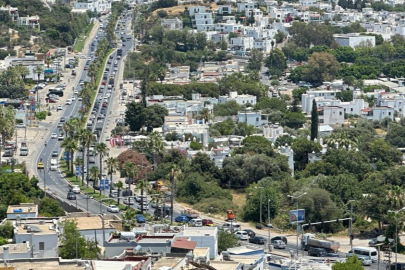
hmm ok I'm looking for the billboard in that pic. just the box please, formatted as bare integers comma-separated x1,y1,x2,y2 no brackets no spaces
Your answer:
289,209,305,224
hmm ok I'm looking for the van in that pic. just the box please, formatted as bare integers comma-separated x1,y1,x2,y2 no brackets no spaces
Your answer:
346,247,377,262
222,222,241,232
50,159,58,171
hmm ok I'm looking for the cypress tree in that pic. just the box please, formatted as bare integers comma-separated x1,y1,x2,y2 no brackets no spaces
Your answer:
310,100,318,140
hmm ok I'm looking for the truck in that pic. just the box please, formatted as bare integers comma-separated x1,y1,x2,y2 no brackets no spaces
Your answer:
182,209,199,219
108,74,114,84
302,233,340,253
20,142,28,156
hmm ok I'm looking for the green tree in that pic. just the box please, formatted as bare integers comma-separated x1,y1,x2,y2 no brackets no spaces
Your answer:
136,179,149,214
310,100,318,140
96,142,109,194
116,180,124,205
274,31,286,43
242,184,279,223
209,118,235,136
190,141,203,150
105,157,119,197
89,166,100,190
218,231,239,254
254,97,287,111
59,220,100,259
39,197,65,217
234,136,274,156
386,123,405,147
284,112,306,129
332,255,364,270
247,48,263,72
292,138,322,170
302,52,340,83
265,48,287,77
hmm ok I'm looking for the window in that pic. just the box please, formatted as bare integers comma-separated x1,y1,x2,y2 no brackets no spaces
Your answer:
389,112,391,116
340,112,342,115
39,242,45,250
351,108,353,112
256,117,259,121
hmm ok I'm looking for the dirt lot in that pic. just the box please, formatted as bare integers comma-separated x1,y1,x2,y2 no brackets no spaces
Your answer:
153,3,219,17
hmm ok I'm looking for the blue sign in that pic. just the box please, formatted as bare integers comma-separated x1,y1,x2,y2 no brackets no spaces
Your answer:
99,179,109,191
44,69,54,74
289,209,305,224
63,151,73,161
75,166,82,176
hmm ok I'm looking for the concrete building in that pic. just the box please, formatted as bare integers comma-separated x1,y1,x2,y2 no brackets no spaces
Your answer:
261,123,284,142
301,90,341,113
161,18,183,30
0,6,19,21
7,203,38,219
17,15,40,30
277,145,294,176
237,111,268,127
318,106,345,125
176,227,218,259
73,0,111,13
0,243,31,260
13,219,60,258
334,33,376,48
219,91,257,106
362,106,395,121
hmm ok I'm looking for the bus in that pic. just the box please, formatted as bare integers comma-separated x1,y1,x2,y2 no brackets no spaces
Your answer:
346,247,377,262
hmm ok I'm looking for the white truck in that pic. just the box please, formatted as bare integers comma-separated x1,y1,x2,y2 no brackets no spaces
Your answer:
50,159,58,171
302,233,340,253
19,142,28,156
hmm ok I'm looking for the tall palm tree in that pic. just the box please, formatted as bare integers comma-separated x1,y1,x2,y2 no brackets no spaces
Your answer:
85,133,95,186
33,65,43,110
136,179,148,214
63,118,78,138
45,57,52,69
96,143,109,194
88,64,97,84
61,137,77,175
148,131,165,168
105,157,119,197
200,108,211,124
123,161,138,192
116,180,124,205
15,64,30,82
387,185,405,210
77,129,93,185
167,165,182,224
89,166,100,190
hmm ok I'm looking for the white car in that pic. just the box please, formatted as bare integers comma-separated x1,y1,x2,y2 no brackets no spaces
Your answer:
107,205,119,213
123,198,134,205
51,133,57,139
234,231,249,240
57,105,63,111
16,123,26,128
138,204,149,210
71,96,76,101
65,99,72,105
78,97,82,101
72,185,80,194
73,90,78,94
106,93,111,98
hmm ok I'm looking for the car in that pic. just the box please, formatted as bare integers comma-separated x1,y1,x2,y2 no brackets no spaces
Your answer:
359,257,372,266
202,219,214,226
89,157,96,163
72,185,80,194
65,99,72,105
16,123,25,128
243,229,256,238
123,198,134,205
57,105,63,111
271,239,286,249
138,204,149,210
84,66,88,70
235,231,249,240
175,215,189,223
71,96,76,101
125,178,134,184
249,236,266,245
51,150,58,157
60,117,66,122
107,205,119,213
271,236,288,244
136,214,146,223
78,97,82,101
46,98,57,103
51,133,58,139
308,248,327,257
37,161,44,169
57,122,63,128
67,191,76,200
58,135,64,141
102,81,106,85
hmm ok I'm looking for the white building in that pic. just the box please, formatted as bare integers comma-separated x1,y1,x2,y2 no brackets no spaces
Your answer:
362,106,395,121
237,2,256,12
0,243,31,260
334,33,376,48
13,219,60,258
301,90,341,113
176,227,218,259
219,91,257,106
237,111,268,127
194,13,215,31
7,203,38,219
161,18,183,30
229,36,254,51
73,0,111,13
318,106,345,125
378,92,405,116
261,123,284,142
17,15,40,30
0,6,19,21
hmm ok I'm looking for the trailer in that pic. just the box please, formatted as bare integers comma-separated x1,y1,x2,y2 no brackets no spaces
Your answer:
182,209,199,219
302,233,340,252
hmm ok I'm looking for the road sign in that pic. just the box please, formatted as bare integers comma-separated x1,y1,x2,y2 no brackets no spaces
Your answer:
289,209,305,224
63,151,73,161
99,179,109,191
75,166,82,176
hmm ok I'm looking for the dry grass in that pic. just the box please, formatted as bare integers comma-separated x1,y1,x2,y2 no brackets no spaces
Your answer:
230,190,247,210
375,128,387,135
153,3,219,17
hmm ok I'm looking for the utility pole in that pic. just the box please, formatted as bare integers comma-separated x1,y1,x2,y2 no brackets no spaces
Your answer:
43,168,46,197
259,187,263,225
288,192,307,257
348,200,356,250
388,207,405,270
268,199,271,251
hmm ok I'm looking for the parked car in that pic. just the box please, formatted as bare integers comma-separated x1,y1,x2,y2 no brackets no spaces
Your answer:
244,229,256,238
175,215,189,223
249,236,266,245
107,205,119,213
16,123,25,128
235,231,249,240
57,105,63,111
271,239,286,249
136,214,146,223
202,219,214,226
72,185,80,194
89,157,96,163
308,248,327,257
271,236,288,244
138,204,149,210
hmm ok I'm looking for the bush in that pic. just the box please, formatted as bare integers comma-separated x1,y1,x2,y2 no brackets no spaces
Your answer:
35,111,47,120
190,141,202,150
194,198,237,214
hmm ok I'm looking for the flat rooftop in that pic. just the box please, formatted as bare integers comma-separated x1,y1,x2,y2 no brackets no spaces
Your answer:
16,222,57,234
209,261,241,270
0,243,29,254
7,203,38,214
67,216,114,230
152,257,185,270
182,227,217,236
5,261,85,270
193,247,209,257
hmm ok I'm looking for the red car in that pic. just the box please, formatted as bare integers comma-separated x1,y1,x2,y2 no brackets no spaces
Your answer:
202,219,214,226
46,98,57,103
84,66,88,70
102,81,106,85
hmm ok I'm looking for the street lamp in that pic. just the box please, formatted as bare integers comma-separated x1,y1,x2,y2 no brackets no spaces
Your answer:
259,187,263,225
388,207,405,270
268,199,271,251
288,192,307,257
348,200,356,249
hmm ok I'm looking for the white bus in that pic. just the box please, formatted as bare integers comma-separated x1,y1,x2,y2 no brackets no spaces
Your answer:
346,247,377,262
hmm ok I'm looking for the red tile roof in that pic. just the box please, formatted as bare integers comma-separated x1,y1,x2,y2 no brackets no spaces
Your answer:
172,238,197,250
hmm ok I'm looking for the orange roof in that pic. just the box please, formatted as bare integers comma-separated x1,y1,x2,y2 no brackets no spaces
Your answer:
172,238,197,250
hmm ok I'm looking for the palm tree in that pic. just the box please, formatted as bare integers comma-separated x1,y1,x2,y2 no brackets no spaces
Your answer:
77,129,93,185
96,143,109,194
116,180,124,205
88,64,97,84
123,161,138,192
136,179,148,214
45,57,52,69
33,65,43,110
148,131,165,168
89,166,100,190
63,118,78,138
327,131,358,149
84,132,95,186
105,157,119,197
200,108,211,124
167,165,182,224
387,185,405,210
61,137,78,175
122,208,136,229
15,64,30,82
